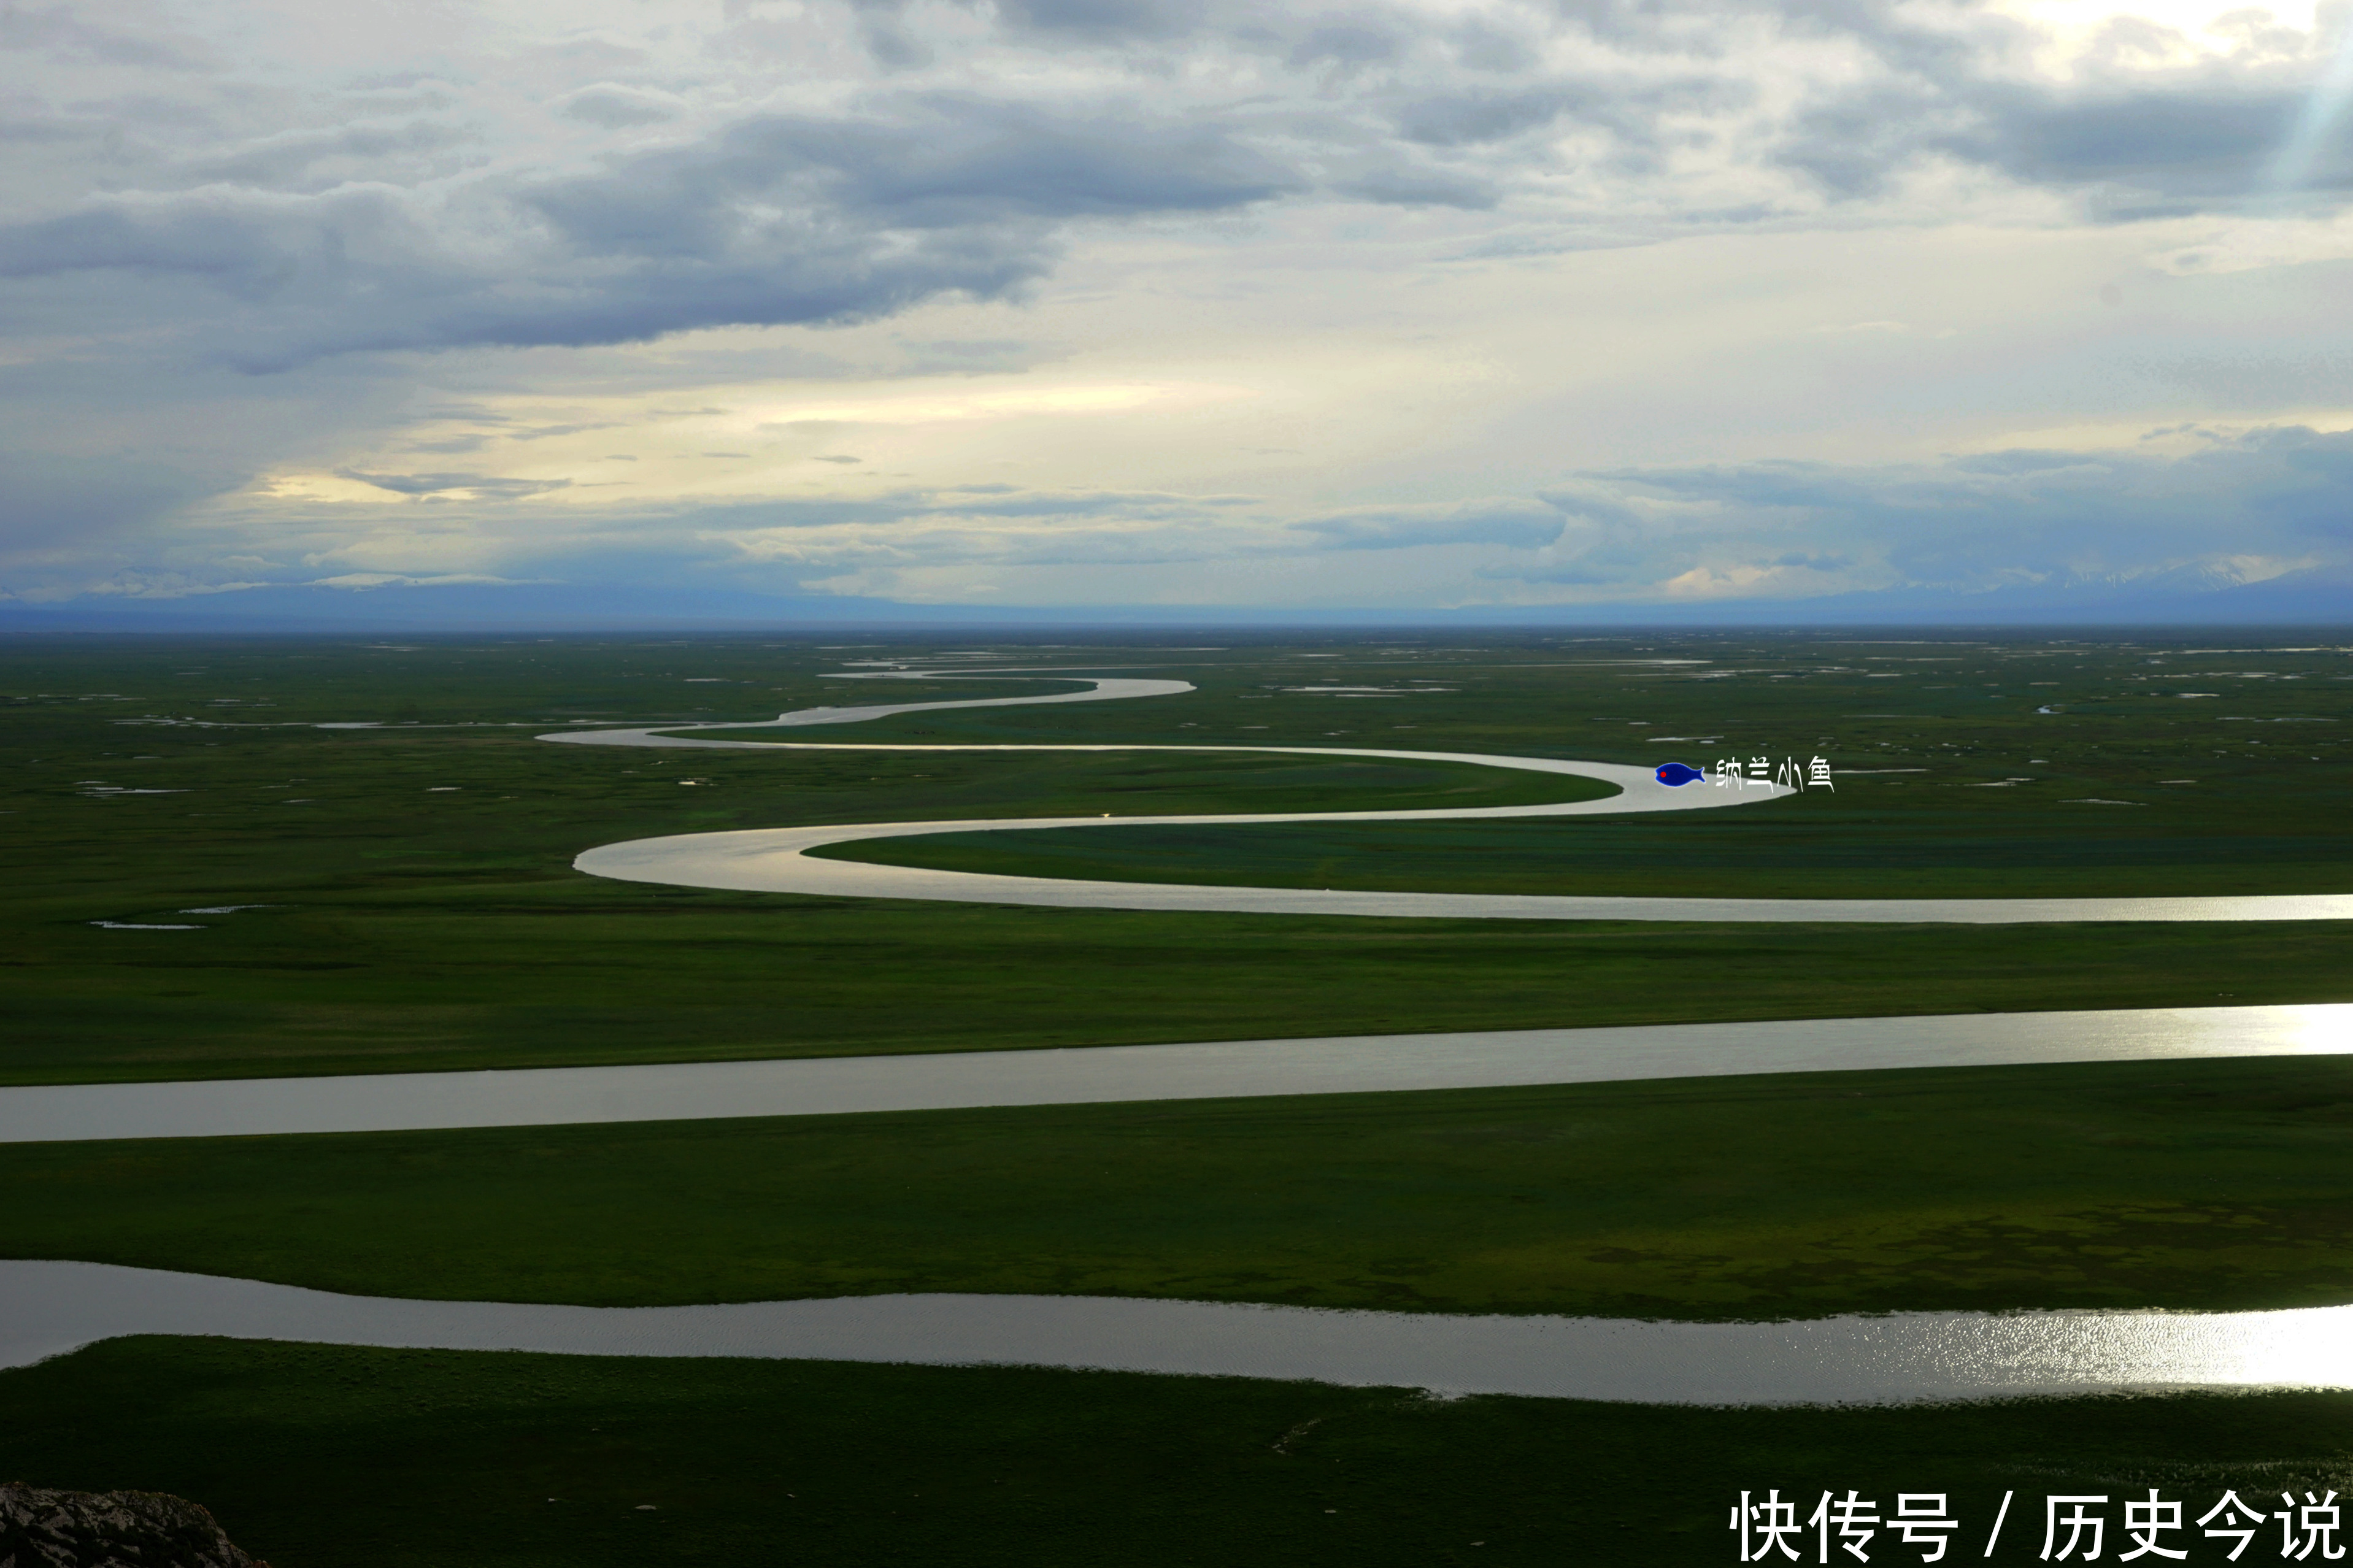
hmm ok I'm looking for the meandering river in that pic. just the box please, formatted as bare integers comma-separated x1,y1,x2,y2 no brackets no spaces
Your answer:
554,672,2353,924
8,666,2347,1405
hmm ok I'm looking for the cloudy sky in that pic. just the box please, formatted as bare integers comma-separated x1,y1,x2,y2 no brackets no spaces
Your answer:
5,0,2353,613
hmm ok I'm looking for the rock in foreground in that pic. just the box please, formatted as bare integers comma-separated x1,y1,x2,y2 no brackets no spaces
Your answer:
0,1483,268,1568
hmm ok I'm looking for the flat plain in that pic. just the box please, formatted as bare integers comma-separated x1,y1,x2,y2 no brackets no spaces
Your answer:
5,628,2351,1564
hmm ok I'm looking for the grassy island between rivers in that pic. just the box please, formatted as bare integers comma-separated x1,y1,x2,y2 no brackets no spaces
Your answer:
11,1055,2353,1322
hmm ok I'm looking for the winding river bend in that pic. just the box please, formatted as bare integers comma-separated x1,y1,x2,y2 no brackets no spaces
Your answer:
9,667,2349,1405
556,671,2353,924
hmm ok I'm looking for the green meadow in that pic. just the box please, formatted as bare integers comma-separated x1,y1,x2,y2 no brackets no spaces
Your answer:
5,632,2348,1083
820,637,2353,897
9,1055,2353,1321
12,1336,2353,1567
3,628,2350,1564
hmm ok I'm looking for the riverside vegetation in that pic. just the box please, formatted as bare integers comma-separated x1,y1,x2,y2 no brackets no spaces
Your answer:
4,628,2350,1564
9,1056,2353,1321
10,1337,2353,1568
5,632,2349,1084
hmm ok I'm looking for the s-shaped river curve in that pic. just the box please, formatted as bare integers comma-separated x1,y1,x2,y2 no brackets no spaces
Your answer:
555,670,2353,924
9,670,2351,1405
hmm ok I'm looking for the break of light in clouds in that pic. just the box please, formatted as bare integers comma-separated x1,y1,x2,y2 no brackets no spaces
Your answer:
4,0,2353,613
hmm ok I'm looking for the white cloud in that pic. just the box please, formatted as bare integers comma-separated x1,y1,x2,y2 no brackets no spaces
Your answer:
6,0,2353,613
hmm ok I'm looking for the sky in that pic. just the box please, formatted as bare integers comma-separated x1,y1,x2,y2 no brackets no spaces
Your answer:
4,0,2353,617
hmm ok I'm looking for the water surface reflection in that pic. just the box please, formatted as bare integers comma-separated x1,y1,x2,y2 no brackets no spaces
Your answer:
6,1262,2349,1405
3,1004,2345,1144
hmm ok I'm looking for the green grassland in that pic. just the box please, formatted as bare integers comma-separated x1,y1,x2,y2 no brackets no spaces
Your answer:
810,639,2353,897
9,898,2348,1085
6,629,2352,1567
4,631,2348,1085
12,1056,2353,1321
9,1336,2351,1567
820,794,2353,898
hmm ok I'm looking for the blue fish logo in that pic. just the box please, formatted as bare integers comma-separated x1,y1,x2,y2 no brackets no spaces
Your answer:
1655,762,1704,787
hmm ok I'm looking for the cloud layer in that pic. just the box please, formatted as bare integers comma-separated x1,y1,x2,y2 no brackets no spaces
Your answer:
5,0,2353,611
1499,425,2353,600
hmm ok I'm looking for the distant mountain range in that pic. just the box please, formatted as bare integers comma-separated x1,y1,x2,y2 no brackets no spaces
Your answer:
1,567,2345,633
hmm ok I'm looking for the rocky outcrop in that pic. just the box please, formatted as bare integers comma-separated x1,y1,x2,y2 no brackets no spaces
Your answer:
0,1484,268,1568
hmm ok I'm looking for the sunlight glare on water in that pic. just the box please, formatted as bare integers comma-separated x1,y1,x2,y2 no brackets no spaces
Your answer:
5,1262,2352,1404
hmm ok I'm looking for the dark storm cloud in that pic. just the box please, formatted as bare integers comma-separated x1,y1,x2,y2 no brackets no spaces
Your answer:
1307,0,2341,218
587,98,1301,229
1944,83,2322,211
8,0,2352,383
1770,18,2342,214
1779,74,2330,213
0,94,1302,369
